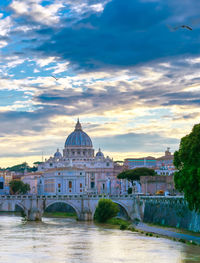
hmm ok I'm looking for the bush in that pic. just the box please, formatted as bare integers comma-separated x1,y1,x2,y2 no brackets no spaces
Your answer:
94,199,119,223
120,224,127,230
179,238,186,243
9,180,30,195
127,225,136,232
128,187,132,194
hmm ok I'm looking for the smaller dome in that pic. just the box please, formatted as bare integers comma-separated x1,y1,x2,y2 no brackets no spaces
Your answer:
96,148,104,158
54,149,62,158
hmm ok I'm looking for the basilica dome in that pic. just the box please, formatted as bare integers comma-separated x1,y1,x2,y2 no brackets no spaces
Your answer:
65,119,93,148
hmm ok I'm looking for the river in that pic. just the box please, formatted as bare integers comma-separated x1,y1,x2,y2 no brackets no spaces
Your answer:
0,214,200,263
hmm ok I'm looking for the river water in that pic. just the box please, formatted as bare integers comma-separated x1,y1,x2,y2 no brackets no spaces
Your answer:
0,214,200,263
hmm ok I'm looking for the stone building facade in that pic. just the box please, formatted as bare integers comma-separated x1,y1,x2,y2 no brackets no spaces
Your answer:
30,119,124,195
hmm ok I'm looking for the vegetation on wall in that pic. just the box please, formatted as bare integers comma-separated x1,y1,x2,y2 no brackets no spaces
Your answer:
174,123,200,212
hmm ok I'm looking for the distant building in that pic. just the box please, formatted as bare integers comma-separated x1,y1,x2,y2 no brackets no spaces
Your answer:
124,148,176,176
22,172,43,194
124,156,156,169
155,147,175,175
0,177,9,194
0,171,14,186
140,175,176,195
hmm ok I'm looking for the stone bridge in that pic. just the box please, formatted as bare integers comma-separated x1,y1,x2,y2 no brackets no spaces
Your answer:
0,194,184,222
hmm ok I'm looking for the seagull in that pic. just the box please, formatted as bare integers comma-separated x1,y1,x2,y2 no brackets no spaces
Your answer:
175,25,192,31
51,75,59,81
167,24,192,31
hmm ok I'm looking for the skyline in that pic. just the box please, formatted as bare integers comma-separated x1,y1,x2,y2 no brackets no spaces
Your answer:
0,0,200,167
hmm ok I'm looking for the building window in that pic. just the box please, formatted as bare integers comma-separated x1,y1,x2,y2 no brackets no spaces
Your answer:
58,172,60,175
80,183,82,188
102,183,105,190
80,172,82,175
91,182,95,189
106,162,109,167
58,183,61,188
69,181,72,188
44,179,55,193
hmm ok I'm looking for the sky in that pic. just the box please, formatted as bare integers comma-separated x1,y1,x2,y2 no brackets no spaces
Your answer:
0,0,200,167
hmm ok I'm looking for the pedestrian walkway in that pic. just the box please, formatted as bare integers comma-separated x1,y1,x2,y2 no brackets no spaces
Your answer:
135,222,200,244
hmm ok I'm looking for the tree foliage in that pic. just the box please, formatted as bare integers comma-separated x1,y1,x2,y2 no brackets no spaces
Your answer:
9,180,30,195
6,162,37,173
94,199,119,223
174,124,200,212
117,167,156,183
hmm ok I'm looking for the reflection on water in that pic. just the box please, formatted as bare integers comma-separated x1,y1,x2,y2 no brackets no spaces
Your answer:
0,214,200,263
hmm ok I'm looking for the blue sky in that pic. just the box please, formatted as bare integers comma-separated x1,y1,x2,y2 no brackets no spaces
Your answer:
0,0,200,166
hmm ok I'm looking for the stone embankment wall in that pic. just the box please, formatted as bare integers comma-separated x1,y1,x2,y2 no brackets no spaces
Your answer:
142,197,200,232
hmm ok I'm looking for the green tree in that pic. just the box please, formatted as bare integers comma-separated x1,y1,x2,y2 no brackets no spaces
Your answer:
94,199,119,223
174,124,200,212
117,167,156,183
9,180,30,195
6,162,39,173
7,162,29,173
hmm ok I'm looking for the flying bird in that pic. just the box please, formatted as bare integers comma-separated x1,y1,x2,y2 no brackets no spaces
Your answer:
167,24,192,31
175,25,192,31
51,75,59,81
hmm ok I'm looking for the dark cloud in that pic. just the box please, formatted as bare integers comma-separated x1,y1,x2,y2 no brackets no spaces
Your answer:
93,132,179,153
32,0,200,71
34,76,200,113
172,112,200,121
0,105,67,136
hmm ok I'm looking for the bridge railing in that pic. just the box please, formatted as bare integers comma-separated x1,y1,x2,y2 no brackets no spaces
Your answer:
0,194,184,200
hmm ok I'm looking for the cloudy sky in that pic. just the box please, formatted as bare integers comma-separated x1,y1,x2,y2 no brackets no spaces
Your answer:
0,0,200,167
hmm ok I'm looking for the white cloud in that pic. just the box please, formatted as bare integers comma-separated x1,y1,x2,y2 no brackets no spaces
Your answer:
10,0,64,26
0,15,12,36
35,56,57,67
0,41,8,48
46,61,70,74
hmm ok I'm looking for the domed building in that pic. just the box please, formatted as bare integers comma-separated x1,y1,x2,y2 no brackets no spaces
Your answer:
36,120,124,195
63,119,94,160
54,149,62,159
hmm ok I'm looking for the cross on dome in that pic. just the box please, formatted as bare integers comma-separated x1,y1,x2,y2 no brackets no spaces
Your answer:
75,118,82,130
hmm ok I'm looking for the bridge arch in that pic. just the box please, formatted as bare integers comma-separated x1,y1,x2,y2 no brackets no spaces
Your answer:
44,200,81,219
15,202,26,212
92,199,131,220
112,200,130,220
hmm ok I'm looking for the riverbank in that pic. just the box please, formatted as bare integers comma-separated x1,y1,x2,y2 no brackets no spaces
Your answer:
135,222,200,245
95,217,200,246
97,218,134,230
43,212,77,219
